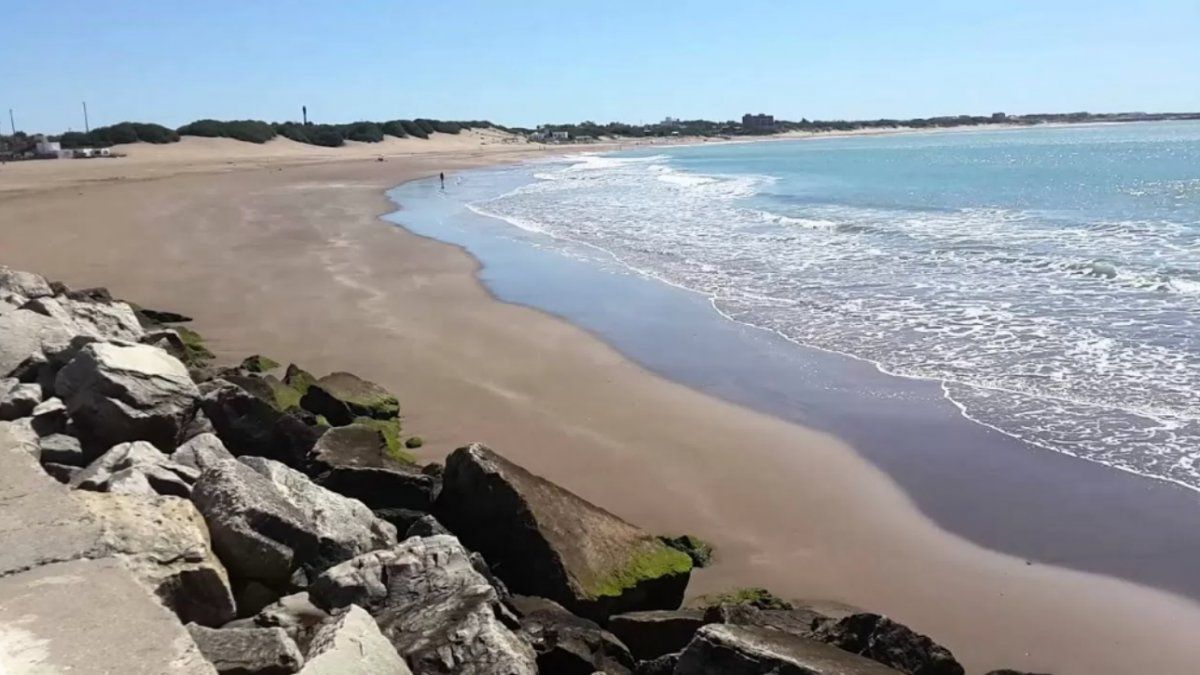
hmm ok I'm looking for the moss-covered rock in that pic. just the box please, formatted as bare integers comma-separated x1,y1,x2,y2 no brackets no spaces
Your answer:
435,443,693,621
691,587,794,611
659,535,714,567
283,364,316,395
240,354,281,373
299,372,399,426
404,436,424,449
174,326,215,367
351,416,413,464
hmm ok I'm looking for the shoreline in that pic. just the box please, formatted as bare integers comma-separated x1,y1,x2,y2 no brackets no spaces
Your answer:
1,140,1198,673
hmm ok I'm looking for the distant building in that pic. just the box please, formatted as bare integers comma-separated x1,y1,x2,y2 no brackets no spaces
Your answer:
742,113,775,130
991,112,1007,121
35,138,62,157
529,130,549,142
551,131,570,141
661,117,681,127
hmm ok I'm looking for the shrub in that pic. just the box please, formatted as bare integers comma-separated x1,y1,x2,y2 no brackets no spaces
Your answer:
272,122,345,147
413,119,436,135
58,122,178,148
381,120,408,138
340,121,383,143
432,120,461,134
399,120,428,139
178,119,276,144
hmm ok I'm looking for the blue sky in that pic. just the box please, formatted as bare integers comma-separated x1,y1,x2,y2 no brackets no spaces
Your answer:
5,1,1198,133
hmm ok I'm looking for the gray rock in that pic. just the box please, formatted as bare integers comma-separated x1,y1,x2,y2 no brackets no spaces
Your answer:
676,624,903,675
635,653,680,675
37,432,85,466
0,381,42,420
190,459,321,588
200,379,322,468
609,609,709,661
188,624,303,675
175,432,237,472
298,372,399,426
0,417,40,458
0,306,73,377
42,461,82,483
812,613,964,675
405,514,450,538
56,341,200,454
0,265,53,300
308,535,537,675
309,424,438,511
76,490,237,626
510,594,634,675
300,605,411,675
23,295,144,343
239,456,397,567
72,440,200,497
252,592,331,654
435,444,692,621
30,395,68,434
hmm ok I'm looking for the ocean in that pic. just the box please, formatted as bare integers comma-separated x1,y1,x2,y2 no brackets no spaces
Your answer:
460,122,1200,493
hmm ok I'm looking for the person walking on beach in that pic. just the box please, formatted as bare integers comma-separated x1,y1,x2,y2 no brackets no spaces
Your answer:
440,172,445,190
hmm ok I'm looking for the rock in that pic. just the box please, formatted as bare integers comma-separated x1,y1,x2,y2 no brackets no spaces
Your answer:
56,341,200,454
251,592,331,654
242,355,282,373
190,459,321,589
42,461,81,483
405,514,450,538
0,265,53,299
30,395,68,434
308,535,537,675
0,381,41,420
300,605,411,675
676,624,903,675
23,295,144,343
187,624,304,675
0,306,73,377
239,456,396,567
609,609,709,660
200,379,323,468
299,372,399,425
308,424,435,510
435,444,692,620
692,587,794,611
984,671,1055,675
660,535,714,567
813,613,964,675
138,306,195,324
76,490,237,626
37,432,85,466
72,440,200,497
635,653,680,675
64,285,115,303
372,507,428,534
510,594,635,675
175,432,238,472
709,604,839,638
0,417,40,457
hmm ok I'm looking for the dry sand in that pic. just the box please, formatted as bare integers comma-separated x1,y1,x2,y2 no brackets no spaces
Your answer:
1,136,1197,674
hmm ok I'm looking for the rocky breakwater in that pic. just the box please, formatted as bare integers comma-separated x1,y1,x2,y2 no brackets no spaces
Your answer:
0,264,1043,675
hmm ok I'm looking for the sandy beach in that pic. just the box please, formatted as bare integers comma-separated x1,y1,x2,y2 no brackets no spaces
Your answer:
2,135,1198,674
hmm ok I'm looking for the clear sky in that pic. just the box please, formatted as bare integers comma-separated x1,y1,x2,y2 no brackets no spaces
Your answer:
5,1,1198,133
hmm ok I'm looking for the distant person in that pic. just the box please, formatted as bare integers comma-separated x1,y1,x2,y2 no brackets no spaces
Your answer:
440,172,445,190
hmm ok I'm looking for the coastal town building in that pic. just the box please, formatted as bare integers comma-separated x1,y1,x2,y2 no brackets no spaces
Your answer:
742,113,775,130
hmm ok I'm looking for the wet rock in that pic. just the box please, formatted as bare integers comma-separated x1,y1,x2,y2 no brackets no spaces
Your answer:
299,372,398,426
308,424,436,510
187,624,303,675
200,379,322,468
0,381,42,420
435,443,692,620
191,459,321,589
510,594,634,675
813,613,964,675
77,491,236,626
174,432,237,472
72,440,200,497
308,535,537,675
676,624,903,675
300,605,411,675
56,341,199,455
239,456,397,568
609,609,709,660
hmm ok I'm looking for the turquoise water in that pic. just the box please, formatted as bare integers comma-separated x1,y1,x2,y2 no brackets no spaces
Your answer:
468,122,1200,491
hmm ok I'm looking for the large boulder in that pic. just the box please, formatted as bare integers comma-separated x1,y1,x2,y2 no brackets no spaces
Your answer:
190,459,321,590
300,605,411,675
509,594,635,675
676,624,903,675
30,396,69,435
76,490,236,626
299,372,399,426
307,535,537,675
435,444,692,620
56,341,200,455
0,306,73,377
175,432,238,472
37,432,86,466
609,609,709,661
812,613,964,675
200,379,322,468
22,295,144,343
0,265,53,300
308,424,437,511
0,380,41,420
187,624,303,675
239,456,397,568
71,440,200,497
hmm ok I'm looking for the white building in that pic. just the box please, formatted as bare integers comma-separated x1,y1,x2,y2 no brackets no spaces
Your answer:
551,131,570,141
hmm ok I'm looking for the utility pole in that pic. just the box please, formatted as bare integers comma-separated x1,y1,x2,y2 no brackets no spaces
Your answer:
82,101,90,133
302,105,308,125
8,109,14,136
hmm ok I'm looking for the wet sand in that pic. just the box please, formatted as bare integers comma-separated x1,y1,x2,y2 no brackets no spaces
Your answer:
1,141,1198,673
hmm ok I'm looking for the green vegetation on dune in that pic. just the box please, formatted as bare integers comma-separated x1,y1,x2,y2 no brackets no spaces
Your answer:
59,122,179,148
177,119,277,144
